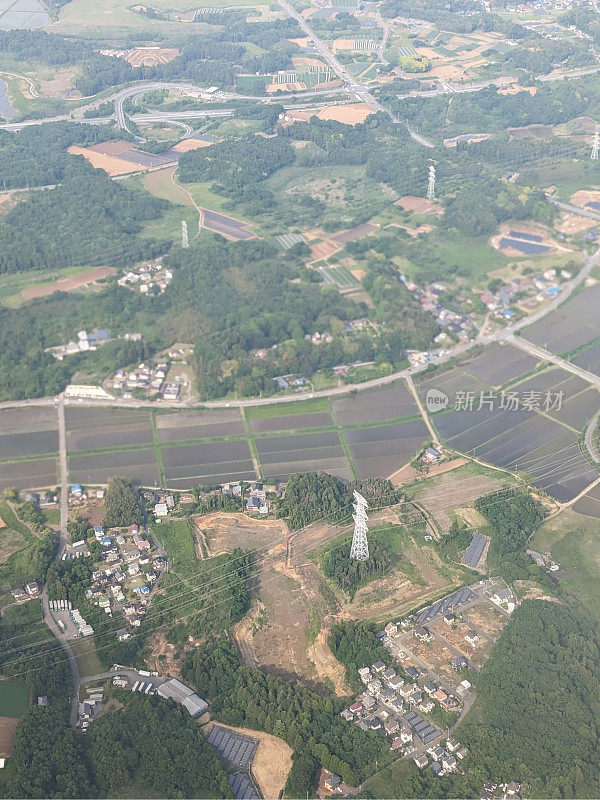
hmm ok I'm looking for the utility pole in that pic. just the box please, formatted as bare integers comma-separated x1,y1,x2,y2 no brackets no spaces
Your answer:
427,165,436,200
181,220,189,248
592,125,600,161
350,491,369,561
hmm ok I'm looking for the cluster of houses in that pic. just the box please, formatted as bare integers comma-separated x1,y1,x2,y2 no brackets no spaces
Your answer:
118,262,173,295
273,374,310,391
527,549,565,580
216,480,283,514
111,361,170,398
480,780,522,800
10,582,40,603
86,523,166,634
340,653,467,765
479,268,571,318
400,275,476,342
50,328,111,360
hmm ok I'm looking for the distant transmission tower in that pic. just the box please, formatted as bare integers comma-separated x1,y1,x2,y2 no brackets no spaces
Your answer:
591,126,600,161
427,165,436,200
181,220,189,248
350,491,369,561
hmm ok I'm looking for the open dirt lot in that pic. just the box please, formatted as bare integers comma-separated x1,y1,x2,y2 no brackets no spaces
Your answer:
408,635,463,685
204,721,292,799
172,138,214,153
20,266,117,301
463,603,509,639
123,47,179,66
194,512,288,557
68,145,142,176
316,103,374,125
555,213,597,234
430,619,492,669
395,195,442,215
411,472,504,533
570,189,600,207
0,716,18,757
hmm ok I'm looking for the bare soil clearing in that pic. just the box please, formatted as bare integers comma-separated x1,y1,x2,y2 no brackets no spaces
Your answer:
0,717,18,757
20,266,116,302
316,103,374,125
204,721,292,799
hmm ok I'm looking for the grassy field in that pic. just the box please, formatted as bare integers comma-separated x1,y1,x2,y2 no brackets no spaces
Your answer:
3,599,43,625
518,161,600,203
531,508,600,621
49,0,217,34
70,637,104,678
0,265,94,309
0,680,28,718
245,397,331,419
151,517,197,576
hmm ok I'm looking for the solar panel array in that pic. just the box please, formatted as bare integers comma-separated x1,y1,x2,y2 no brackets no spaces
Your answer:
463,533,488,568
404,711,441,744
414,587,474,625
228,774,259,800
207,726,258,768
509,230,543,243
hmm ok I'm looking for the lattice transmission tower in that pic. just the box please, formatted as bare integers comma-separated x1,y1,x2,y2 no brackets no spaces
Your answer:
181,220,189,248
350,491,369,561
591,126,600,161
427,165,436,200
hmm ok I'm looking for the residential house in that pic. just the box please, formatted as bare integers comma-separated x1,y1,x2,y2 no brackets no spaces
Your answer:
372,660,386,673
459,679,472,694
419,699,434,713
443,613,455,625
323,772,342,792
414,754,428,769
390,737,404,751
388,676,405,690
362,694,376,710
442,755,457,771
428,746,445,761
400,726,413,744
349,701,364,715
408,690,422,706
368,717,382,731
405,666,419,680
10,588,25,602
341,709,354,722
446,738,459,752
25,582,40,596
430,762,443,777
384,622,398,636
367,679,382,695
456,747,469,760
414,626,432,642
379,688,397,705
451,656,468,671
384,718,399,735
423,681,437,695
382,667,397,681
490,588,515,611
465,630,479,646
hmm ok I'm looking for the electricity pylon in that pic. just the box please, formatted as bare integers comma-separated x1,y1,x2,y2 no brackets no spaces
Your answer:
350,491,369,561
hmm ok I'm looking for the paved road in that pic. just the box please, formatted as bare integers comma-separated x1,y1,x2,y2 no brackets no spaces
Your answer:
0,244,598,415
40,393,80,727
550,199,600,221
585,410,600,463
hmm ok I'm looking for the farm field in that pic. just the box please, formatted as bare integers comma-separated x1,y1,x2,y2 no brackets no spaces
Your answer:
68,449,160,487
156,409,245,442
66,406,154,451
0,458,57,490
521,282,600,356
0,265,116,308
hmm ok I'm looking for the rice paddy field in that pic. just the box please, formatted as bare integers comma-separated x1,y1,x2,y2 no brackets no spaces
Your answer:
0,384,429,490
417,345,600,503
0,335,598,506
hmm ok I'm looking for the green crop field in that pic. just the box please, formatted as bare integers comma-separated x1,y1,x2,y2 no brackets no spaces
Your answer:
0,680,28,718
245,397,331,419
